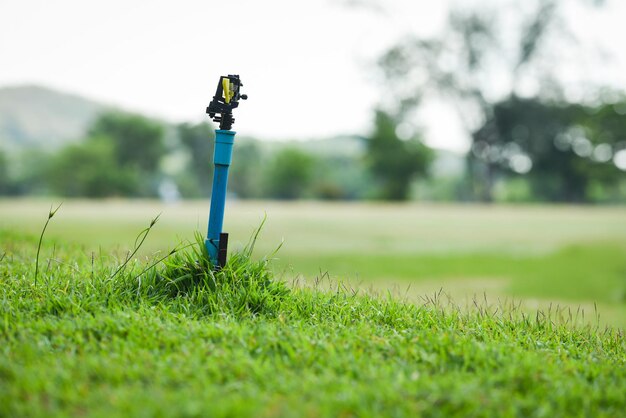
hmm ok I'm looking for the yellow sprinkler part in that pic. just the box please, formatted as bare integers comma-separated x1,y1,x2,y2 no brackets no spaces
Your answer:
207,74,247,131
222,78,234,104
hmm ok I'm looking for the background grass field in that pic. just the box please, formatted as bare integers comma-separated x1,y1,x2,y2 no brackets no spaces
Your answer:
2,199,625,327
2,199,626,417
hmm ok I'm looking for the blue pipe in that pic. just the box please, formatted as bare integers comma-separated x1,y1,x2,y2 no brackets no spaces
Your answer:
205,129,236,266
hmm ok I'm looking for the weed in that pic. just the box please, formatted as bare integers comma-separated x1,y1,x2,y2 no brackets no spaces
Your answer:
34,202,62,286
109,213,161,280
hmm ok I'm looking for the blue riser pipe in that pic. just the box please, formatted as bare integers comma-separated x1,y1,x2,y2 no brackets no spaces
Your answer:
205,129,236,265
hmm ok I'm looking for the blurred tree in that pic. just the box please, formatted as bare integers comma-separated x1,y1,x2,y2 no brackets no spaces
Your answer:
229,140,263,198
0,149,10,194
10,150,50,196
264,148,315,199
79,111,167,196
312,154,372,200
89,111,165,174
375,0,608,201
177,122,214,197
576,101,626,202
366,110,433,200
474,97,626,202
47,137,138,197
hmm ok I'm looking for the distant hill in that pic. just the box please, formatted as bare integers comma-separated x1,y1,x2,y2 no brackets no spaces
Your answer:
0,85,110,152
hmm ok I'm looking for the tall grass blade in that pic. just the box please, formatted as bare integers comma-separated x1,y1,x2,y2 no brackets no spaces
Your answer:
34,202,62,286
109,214,160,280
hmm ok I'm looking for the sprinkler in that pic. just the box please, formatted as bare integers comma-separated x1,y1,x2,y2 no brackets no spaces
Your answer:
205,74,247,268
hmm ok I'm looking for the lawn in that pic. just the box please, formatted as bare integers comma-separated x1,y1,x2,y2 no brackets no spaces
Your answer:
2,199,625,326
1,210,625,417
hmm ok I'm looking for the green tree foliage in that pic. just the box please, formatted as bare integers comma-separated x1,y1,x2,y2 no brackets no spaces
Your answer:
264,148,315,199
45,111,165,197
177,122,214,197
48,137,137,197
7,150,50,196
312,154,372,200
89,111,165,174
175,127,266,199
229,140,263,198
366,110,433,201
473,97,626,202
0,149,10,194
376,0,609,202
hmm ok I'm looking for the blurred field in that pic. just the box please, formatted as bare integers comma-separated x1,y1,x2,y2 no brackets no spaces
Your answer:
1,198,625,326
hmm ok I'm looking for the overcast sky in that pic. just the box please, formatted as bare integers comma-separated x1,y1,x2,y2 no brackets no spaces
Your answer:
1,0,625,151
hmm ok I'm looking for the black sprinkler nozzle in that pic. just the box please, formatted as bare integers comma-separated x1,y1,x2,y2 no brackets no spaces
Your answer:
206,74,247,130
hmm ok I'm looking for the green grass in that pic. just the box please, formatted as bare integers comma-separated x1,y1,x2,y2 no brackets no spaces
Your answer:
2,200,626,257
1,199,626,328
285,243,626,329
1,223,625,417
286,242,626,302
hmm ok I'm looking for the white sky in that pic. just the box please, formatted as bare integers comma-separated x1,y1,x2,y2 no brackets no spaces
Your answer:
1,0,625,151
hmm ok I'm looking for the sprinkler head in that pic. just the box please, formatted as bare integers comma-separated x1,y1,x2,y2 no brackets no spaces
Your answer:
206,75,247,130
